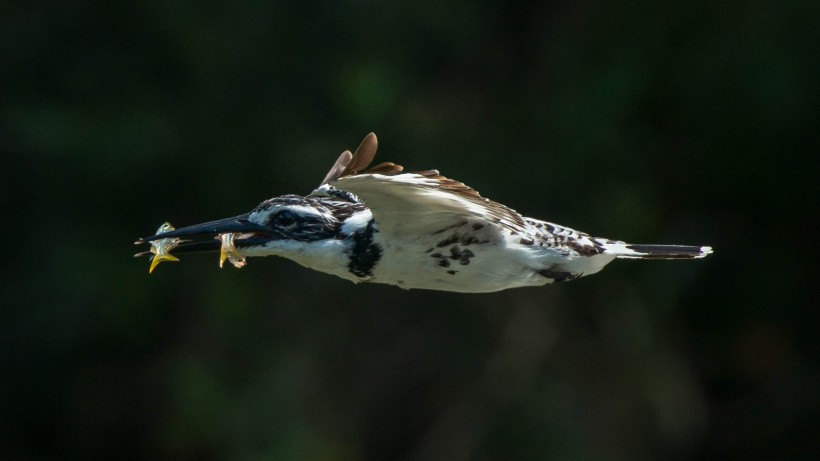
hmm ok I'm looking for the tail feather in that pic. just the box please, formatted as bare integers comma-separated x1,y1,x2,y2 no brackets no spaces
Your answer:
601,242,713,260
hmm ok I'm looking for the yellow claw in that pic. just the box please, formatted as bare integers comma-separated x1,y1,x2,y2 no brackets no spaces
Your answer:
219,233,246,269
147,222,183,274
149,253,179,273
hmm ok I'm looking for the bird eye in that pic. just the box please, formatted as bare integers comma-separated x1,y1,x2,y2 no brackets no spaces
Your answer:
273,210,296,227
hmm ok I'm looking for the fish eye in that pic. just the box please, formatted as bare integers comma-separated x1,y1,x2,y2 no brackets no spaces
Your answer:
273,210,296,227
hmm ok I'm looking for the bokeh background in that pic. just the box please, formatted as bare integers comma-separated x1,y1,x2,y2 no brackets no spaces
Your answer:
2,1,817,460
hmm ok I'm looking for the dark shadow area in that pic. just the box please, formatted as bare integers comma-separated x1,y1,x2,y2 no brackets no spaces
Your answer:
1,1,817,460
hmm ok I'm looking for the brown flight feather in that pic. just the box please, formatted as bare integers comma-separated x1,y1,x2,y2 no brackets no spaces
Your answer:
319,150,353,185
340,132,379,177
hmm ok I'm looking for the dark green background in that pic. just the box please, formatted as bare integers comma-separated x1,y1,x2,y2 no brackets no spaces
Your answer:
2,1,817,460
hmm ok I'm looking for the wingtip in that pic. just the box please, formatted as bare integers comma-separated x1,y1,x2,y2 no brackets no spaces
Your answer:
319,149,353,185
337,132,380,177
355,132,378,157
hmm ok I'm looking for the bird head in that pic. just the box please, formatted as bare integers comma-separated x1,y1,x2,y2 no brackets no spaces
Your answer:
136,193,370,272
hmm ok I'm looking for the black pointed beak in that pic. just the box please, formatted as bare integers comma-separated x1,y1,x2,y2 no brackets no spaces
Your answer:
137,214,266,243
134,214,271,256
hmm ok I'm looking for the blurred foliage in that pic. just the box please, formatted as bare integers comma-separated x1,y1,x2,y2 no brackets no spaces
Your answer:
1,1,818,460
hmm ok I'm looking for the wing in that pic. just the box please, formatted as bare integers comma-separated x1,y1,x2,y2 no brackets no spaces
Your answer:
319,133,527,236
331,172,527,235
318,132,381,186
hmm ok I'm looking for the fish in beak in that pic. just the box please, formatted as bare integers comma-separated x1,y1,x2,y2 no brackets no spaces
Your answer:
134,214,269,272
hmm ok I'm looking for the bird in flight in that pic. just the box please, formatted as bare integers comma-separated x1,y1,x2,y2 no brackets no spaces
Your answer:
135,133,712,292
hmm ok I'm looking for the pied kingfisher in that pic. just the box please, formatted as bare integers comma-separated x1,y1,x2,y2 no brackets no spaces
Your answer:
136,133,712,293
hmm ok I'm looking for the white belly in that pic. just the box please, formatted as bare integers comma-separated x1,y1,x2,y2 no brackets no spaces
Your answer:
367,226,561,293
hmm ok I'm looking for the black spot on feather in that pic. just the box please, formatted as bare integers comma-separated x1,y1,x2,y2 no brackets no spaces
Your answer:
449,246,475,265
568,240,603,257
436,234,460,247
347,219,382,277
537,269,581,283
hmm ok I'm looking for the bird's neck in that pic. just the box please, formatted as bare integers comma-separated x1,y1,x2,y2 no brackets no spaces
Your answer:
244,207,380,283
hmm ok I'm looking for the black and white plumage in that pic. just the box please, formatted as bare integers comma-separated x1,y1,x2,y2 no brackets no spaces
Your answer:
136,133,712,293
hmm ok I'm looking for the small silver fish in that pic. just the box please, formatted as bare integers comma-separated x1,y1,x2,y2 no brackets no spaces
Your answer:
218,233,246,269
146,222,182,273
